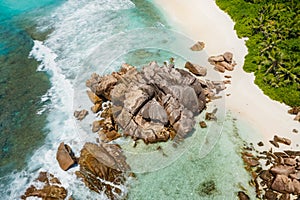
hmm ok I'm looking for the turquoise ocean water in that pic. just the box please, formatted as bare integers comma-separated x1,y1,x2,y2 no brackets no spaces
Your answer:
0,0,256,199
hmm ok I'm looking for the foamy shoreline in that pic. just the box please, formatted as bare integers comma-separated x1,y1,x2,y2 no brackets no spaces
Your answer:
154,0,299,148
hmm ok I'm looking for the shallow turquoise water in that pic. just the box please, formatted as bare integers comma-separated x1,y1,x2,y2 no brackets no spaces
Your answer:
128,114,256,199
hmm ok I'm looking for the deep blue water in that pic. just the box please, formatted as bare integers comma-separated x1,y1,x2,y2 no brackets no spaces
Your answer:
0,0,63,177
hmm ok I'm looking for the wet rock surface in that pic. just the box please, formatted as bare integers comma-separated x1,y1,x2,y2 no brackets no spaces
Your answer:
74,109,88,120
21,172,67,200
75,142,130,199
56,142,77,171
241,138,300,199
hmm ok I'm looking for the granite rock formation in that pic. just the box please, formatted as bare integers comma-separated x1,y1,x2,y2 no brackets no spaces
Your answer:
208,52,236,73
86,62,210,144
241,139,300,199
21,172,67,200
76,142,130,199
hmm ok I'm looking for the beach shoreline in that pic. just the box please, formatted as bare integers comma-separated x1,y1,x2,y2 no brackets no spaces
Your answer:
153,0,299,148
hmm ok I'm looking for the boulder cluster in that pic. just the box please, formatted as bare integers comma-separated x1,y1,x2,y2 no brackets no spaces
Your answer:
240,136,300,200
208,52,236,73
21,172,68,200
86,62,210,144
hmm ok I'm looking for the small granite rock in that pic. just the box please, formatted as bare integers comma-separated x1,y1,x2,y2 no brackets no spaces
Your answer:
270,140,279,148
74,109,88,120
190,41,205,51
258,141,264,146
208,52,236,73
242,154,260,167
292,129,298,133
237,191,250,200
223,52,233,63
288,107,300,115
274,135,291,146
264,189,278,200
185,61,207,76
199,121,207,128
208,55,225,64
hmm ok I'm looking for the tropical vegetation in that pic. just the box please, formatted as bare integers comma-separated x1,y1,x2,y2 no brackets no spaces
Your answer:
216,0,300,106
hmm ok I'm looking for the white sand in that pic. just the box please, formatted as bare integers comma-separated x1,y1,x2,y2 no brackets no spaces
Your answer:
154,0,299,147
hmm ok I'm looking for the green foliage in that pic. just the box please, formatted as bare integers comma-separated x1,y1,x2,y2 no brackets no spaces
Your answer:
216,0,300,106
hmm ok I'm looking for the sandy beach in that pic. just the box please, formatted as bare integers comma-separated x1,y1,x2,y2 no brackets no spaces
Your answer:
154,0,299,148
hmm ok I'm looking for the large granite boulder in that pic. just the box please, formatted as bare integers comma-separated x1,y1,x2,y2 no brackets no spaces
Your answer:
88,62,207,144
76,142,130,199
56,142,77,171
21,172,67,200
112,62,205,143
271,175,300,195
86,73,118,100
